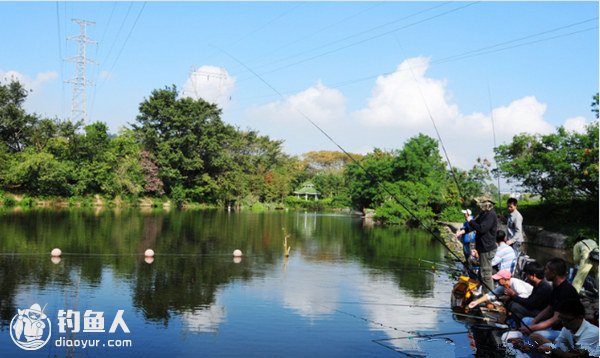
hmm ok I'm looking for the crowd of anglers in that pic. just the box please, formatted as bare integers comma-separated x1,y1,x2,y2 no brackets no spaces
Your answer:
454,197,599,357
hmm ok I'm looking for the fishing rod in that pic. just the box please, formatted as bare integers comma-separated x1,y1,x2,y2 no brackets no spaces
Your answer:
334,302,454,310
391,41,535,333
394,38,467,206
487,82,502,207
219,48,533,333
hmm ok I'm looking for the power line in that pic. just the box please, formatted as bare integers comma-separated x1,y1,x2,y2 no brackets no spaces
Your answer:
194,2,308,77
89,2,120,121
231,18,597,105
100,2,133,69
244,2,454,75
55,2,65,119
236,2,478,82
99,2,146,89
224,1,388,74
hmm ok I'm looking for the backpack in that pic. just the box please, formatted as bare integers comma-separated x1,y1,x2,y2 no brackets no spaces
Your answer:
583,241,599,263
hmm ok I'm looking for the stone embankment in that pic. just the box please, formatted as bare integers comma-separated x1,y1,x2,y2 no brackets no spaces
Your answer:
441,222,569,250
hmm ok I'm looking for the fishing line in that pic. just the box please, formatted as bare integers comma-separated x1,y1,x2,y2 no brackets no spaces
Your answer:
393,37,466,205
487,82,502,207
316,302,416,334
372,331,469,356
390,39,534,332
218,48,533,332
334,302,454,310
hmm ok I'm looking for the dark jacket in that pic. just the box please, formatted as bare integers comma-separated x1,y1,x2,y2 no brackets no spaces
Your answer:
467,208,497,253
511,280,552,310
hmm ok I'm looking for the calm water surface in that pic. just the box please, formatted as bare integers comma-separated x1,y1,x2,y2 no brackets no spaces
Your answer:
0,209,475,357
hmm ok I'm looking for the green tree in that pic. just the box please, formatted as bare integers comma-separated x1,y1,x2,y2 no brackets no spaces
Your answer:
495,122,599,201
133,85,231,200
0,80,38,152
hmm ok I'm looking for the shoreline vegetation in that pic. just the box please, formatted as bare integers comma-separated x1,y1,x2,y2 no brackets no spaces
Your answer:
0,81,597,243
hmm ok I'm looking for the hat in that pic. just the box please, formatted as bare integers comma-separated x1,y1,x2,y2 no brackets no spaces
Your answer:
492,269,512,280
461,209,472,216
477,196,496,205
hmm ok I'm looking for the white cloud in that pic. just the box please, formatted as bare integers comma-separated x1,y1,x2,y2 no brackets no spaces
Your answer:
247,81,346,126
0,70,58,90
241,57,571,172
181,65,235,109
563,116,588,133
354,57,460,129
490,96,554,141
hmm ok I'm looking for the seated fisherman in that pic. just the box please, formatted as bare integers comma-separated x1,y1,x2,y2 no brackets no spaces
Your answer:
468,269,532,309
505,261,552,320
510,299,599,357
491,230,517,273
518,258,581,341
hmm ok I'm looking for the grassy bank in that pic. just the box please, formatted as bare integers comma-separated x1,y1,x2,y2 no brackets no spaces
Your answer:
0,193,349,212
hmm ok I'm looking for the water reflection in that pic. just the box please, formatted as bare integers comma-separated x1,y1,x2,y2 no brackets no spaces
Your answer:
0,209,467,356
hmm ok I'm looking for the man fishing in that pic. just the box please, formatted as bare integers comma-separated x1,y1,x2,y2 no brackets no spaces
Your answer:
464,196,498,294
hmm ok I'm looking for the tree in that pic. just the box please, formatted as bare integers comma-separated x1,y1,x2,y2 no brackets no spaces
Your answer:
133,85,230,200
302,150,362,172
495,122,599,201
592,93,599,119
0,80,38,152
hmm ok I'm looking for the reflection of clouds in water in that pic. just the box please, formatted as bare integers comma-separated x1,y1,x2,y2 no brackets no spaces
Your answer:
181,304,226,333
355,273,456,354
279,265,340,317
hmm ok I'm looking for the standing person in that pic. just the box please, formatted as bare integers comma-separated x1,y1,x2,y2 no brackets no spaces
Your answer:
506,198,524,256
465,197,498,294
454,209,475,263
572,235,599,294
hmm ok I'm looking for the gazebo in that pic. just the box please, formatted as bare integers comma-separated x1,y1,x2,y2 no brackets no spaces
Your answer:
293,182,319,200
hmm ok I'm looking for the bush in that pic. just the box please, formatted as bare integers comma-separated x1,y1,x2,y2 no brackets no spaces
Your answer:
438,205,465,222
19,196,35,208
3,196,16,207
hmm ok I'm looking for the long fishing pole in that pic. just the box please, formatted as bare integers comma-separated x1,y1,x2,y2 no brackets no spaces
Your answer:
391,40,533,332
487,82,502,206
219,48,532,332
394,38,467,206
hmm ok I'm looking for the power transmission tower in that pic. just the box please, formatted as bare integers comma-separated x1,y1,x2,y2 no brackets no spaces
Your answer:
66,19,96,124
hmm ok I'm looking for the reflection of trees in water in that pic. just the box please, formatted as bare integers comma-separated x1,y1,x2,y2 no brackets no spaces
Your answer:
0,209,449,330
131,256,252,325
0,256,89,328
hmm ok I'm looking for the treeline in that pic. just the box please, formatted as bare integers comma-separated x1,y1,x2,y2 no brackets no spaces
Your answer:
1,79,597,226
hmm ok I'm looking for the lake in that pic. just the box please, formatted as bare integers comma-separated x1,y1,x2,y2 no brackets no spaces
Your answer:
0,208,475,357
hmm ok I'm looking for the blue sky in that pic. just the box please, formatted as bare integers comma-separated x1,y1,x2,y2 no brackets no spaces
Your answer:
0,1,598,176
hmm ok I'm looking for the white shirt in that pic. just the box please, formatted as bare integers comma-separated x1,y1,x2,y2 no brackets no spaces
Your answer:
491,242,517,271
488,277,533,300
555,319,600,356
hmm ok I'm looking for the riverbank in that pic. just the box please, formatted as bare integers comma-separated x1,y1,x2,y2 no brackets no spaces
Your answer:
0,193,352,212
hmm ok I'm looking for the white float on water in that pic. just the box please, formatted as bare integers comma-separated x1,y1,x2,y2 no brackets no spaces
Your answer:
51,248,62,257
144,256,154,264
144,249,155,257
233,249,243,257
